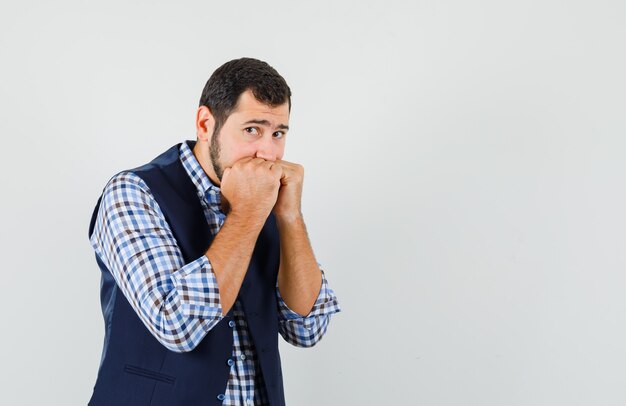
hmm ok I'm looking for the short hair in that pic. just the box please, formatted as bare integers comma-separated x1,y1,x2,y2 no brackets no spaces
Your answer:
199,57,292,135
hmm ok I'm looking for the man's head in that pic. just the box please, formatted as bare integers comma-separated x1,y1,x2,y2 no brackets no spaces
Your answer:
195,58,292,185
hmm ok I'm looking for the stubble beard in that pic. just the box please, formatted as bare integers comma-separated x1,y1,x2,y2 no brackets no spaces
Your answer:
209,127,224,182
209,128,231,212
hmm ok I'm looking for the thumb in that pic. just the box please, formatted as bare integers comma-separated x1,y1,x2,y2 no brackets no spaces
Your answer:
271,162,286,183
221,167,231,186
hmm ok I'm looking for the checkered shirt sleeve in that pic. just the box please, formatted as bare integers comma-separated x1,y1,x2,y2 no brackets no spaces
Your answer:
277,270,341,348
90,171,223,353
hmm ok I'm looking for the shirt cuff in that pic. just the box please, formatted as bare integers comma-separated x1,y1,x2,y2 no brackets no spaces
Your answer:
170,255,223,320
276,270,341,328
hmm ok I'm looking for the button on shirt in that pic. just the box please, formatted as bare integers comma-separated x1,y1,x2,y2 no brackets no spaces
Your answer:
90,141,341,405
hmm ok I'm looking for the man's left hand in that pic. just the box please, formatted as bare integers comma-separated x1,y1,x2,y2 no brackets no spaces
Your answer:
273,160,304,222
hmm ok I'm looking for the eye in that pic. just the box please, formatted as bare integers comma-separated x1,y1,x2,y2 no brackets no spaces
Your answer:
244,127,258,135
273,131,285,139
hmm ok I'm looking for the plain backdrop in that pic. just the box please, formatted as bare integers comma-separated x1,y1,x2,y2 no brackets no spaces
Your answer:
1,1,625,405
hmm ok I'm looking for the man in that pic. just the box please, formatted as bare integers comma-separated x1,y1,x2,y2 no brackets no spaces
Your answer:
88,57,340,405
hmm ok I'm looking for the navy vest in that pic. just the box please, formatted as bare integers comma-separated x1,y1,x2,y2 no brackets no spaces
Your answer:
88,142,285,405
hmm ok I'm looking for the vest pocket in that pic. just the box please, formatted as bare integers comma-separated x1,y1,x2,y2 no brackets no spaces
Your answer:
123,364,176,385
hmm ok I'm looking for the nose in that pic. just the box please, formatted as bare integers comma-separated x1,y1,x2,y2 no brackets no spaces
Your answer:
255,137,278,161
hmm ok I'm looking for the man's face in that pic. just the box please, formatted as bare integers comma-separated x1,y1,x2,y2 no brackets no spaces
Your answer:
209,89,290,183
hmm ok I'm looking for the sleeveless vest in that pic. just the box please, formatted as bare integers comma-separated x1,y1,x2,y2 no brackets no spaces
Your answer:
88,142,285,405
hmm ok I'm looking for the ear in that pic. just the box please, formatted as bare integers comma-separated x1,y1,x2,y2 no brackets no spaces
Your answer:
196,106,215,142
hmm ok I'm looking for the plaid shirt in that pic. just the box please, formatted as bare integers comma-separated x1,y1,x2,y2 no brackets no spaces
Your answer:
90,141,341,405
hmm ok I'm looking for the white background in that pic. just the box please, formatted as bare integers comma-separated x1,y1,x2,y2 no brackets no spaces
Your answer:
1,1,625,404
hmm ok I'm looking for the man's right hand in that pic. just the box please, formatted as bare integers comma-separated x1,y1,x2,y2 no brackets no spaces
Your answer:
207,157,283,315
220,157,283,224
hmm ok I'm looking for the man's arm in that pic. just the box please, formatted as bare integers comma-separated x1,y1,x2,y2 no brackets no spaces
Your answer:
276,215,322,315
273,160,326,315
204,156,339,322
204,211,264,316
91,172,224,353
92,158,283,352
207,157,284,315
271,160,340,345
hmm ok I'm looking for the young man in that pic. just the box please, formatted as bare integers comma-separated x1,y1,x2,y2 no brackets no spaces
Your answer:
88,58,340,405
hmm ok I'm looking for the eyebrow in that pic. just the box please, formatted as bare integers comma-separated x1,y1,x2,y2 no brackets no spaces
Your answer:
242,119,289,130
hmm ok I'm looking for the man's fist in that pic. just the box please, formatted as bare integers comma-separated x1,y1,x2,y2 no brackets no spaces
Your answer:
220,157,283,224
273,160,304,222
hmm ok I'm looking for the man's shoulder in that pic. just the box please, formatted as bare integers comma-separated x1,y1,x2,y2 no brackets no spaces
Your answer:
128,143,183,175
100,142,185,197
100,171,153,207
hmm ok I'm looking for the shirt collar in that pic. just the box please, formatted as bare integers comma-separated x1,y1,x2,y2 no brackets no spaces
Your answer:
179,140,222,210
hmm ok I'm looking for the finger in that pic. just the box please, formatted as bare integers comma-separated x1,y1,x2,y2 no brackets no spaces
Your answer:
233,157,255,167
275,159,296,169
271,164,287,183
267,161,285,179
251,157,268,165
271,160,287,172
221,167,231,184
276,161,300,179
258,158,274,168
277,162,296,179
